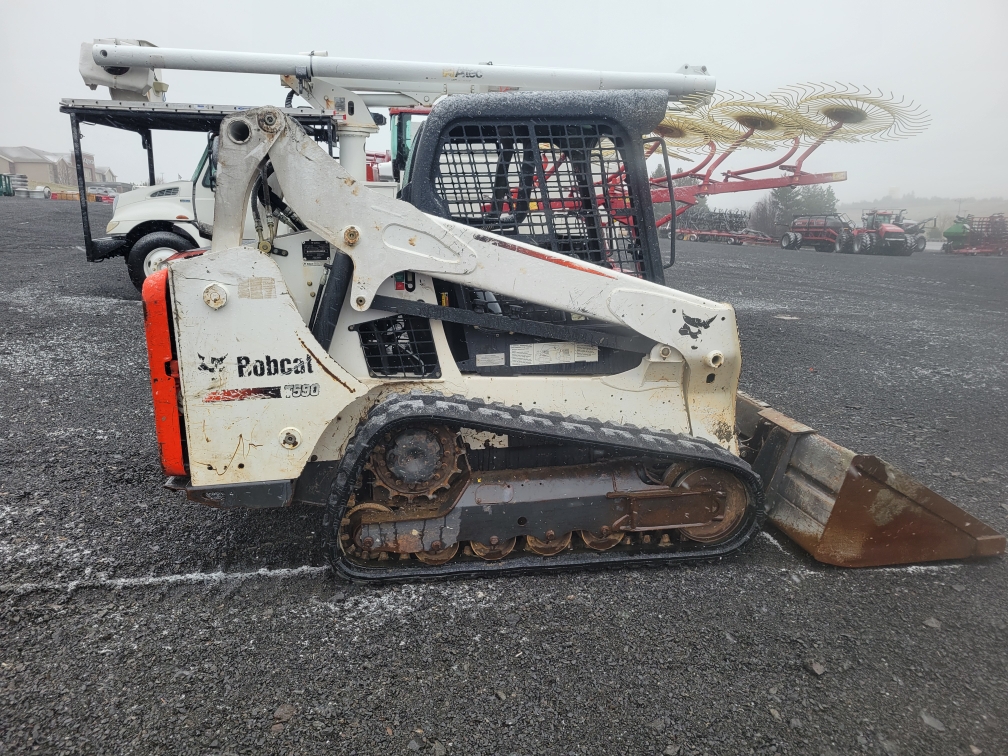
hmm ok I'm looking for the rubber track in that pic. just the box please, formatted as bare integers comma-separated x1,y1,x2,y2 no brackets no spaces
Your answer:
323,392,765,582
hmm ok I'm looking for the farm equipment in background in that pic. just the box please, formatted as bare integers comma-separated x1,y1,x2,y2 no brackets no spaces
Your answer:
894,210,935,253
648,120,848,230
780,210,915,255
855,209,910,255
942,213,1007,256
663,209,774,246
662,208,745,239
653,86,929,243
780,213,855,252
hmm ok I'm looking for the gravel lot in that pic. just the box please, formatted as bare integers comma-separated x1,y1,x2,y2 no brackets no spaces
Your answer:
1,196,1006,756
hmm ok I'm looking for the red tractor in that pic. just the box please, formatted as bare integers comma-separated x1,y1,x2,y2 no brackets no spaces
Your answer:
854,209,910,255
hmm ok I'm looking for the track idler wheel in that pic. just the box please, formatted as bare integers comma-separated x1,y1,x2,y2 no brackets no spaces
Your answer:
525,531,572,556
674,467,749,544
580,527,624,551
415,541,459,565
346,502,393,559
470,536,517,561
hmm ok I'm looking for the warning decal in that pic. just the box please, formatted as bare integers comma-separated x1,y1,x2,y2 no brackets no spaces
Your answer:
509,342,599,367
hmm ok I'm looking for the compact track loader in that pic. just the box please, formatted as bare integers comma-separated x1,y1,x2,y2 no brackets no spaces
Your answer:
141,90,1003,579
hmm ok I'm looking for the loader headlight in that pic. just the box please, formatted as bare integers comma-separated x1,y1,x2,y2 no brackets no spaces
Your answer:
106,220,119,233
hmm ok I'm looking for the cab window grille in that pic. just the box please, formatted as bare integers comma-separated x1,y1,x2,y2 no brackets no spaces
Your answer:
434,122,645,278
354,315,440,378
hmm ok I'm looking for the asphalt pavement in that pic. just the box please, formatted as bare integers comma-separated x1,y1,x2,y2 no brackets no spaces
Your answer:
1,197,1006,756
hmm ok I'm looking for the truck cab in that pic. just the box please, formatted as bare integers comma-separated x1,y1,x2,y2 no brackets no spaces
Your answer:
105,141,215,290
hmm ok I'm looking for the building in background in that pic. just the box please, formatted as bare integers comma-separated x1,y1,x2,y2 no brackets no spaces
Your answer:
0,146,99,186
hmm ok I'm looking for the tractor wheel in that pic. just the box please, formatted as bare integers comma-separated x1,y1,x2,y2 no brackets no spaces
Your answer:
915,234,927,253
127,231,196,292
892,239,913,256
793,233,803,250
857,233,876,255
780,233,792,249
834,230,852,254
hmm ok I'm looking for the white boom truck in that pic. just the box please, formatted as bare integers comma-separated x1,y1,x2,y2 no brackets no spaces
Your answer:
67,40,712,290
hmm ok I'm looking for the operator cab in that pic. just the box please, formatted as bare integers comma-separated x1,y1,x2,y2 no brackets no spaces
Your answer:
399,90,669,284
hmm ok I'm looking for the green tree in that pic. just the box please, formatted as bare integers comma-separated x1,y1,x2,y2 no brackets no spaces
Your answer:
798,185,838,215
773,186,804,221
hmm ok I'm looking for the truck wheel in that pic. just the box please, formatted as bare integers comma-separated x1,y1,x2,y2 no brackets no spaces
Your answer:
127,232,195,292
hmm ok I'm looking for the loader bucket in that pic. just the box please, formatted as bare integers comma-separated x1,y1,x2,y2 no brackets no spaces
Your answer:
736,393,1005,567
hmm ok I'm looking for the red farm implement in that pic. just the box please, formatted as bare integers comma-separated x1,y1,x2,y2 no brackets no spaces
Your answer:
649,134,847,231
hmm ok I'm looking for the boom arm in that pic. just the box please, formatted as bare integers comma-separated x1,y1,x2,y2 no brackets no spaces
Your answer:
91,44,715,104
88,41,715,182
213,108,742,446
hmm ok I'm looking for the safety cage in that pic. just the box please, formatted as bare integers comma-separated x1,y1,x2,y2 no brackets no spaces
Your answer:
401,90,667,284
434,121,646,276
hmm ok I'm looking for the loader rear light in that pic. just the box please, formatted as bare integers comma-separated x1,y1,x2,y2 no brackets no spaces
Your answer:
141,268,188,477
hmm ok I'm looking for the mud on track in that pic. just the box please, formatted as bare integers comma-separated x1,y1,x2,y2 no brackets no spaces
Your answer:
1,198,1006,755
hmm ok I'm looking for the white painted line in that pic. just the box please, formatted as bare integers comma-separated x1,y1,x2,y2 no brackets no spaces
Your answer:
0,565,330,595
871,563,962,575
0,555,967,597
760,530,788,552
759,530,964,575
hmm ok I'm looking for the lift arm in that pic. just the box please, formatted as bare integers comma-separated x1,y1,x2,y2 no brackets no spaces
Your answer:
210,107,742,447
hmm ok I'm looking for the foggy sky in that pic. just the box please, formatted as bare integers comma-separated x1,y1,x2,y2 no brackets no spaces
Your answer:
2,0,1006,206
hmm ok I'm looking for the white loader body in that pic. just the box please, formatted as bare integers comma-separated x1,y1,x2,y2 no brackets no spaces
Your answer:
164,108,739,491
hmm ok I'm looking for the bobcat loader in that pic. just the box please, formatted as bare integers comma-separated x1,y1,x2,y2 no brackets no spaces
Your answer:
139,90,1003,580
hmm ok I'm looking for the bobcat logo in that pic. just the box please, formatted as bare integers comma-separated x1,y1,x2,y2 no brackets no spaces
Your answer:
198,354,228,373
678,313,716,340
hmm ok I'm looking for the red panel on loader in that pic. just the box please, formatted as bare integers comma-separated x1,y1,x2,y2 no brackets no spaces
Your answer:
141,269,187,476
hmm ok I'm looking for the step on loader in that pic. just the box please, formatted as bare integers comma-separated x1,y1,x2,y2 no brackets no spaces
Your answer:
140,91,1003,579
